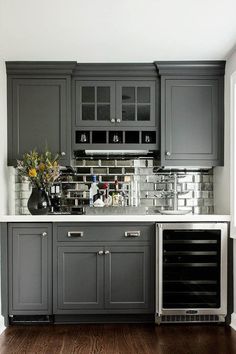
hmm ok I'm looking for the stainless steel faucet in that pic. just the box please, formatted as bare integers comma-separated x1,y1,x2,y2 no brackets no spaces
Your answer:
155,173,189,212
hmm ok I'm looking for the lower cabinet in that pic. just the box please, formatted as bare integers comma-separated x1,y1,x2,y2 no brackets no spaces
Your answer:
8,223,52,315
54,223,154,314
7,222,154,319
104,246,151,310
57,246,104,310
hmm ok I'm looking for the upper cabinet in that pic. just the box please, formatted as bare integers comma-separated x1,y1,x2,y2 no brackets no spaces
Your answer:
116,80,156,127
7,62,76,166
6,61,225,167
155,61,225,167
72,64,159,151
75,81,116,127
74,80,156,127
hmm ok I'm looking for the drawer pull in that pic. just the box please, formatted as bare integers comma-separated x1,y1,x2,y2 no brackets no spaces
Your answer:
104,250,110,255
67,231,84,238
98,250,104,255
125,231,141,237
41,232,47,237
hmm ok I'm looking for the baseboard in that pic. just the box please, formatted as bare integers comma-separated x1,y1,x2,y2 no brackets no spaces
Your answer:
230,313,236,330
54,314,155,324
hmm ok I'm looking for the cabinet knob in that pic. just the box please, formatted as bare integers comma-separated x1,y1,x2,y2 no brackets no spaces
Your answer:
111,118,115,123
41,232,47,237
61,152,66,156
98,250,104,255
116,118,121,123
166,151,171,157
104,250,110,255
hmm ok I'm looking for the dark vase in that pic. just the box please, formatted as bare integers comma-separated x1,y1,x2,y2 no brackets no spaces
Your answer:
27,187,50,215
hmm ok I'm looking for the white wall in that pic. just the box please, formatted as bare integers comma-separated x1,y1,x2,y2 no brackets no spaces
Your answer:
1,0,236,62
0,62,7,331
0,62,8,215
214,55,233,214
214,50,236,216
214,49,236,328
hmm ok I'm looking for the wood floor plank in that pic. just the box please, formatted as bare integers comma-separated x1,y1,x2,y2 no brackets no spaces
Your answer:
0,324,236,354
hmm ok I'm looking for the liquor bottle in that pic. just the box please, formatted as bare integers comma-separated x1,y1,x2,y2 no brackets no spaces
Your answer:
89,175,99,207
101,182,112,206
112,179,120,206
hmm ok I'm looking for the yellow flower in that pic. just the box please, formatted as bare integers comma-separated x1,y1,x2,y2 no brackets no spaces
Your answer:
28,168,37,178
39,163,45,171
53,161,58,168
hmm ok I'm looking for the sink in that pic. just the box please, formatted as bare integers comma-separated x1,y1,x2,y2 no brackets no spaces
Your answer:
158,210,192,215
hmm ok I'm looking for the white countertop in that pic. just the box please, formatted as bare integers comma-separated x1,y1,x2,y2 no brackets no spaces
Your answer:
0,214,231,222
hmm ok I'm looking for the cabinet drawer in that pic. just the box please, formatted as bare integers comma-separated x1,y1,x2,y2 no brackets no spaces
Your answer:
55,223,154,242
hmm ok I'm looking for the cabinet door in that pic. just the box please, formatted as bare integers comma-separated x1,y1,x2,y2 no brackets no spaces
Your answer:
55,246,104,312
116,81,156,127
8,223,52,315
74,80,116,127
8,78,71,165
161,78,223,166
104,246,153,312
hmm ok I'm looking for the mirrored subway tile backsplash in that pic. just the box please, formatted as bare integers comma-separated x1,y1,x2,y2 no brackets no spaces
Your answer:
14,158,214,215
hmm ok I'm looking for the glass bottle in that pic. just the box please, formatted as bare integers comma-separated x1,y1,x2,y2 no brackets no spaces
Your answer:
89,175,99,207
112,179,120,207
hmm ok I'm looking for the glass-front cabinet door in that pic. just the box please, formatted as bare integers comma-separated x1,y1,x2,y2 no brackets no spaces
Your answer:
75,81,116,127
116,80,156,127
75,79,156,128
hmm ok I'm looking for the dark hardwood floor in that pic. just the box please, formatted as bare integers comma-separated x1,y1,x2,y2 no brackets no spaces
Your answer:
0,324,236,354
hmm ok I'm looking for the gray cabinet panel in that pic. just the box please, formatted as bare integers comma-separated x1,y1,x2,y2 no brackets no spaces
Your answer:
161,78,224,166
53,223,154,314
74,80,116,127
116,80,156,127
56,246,104,311
74,79,157,128
8,223,52,315
104,246,152,310
56,223,153,242
8,77,71,165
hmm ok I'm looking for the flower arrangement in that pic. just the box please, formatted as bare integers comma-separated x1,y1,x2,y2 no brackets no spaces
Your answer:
16,149,61,190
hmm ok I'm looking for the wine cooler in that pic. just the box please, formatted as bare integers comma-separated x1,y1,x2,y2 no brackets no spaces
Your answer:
156,223,228,323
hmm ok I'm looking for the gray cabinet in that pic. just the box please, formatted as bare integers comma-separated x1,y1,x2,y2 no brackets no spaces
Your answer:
8,223,52,315
74,79,156,128
57,246,104,310
75,81,116,127
6,62,76,166
104,246,151,310
156,61,225,166
53,223,154,314
72,63,159,151
116,81,156,127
